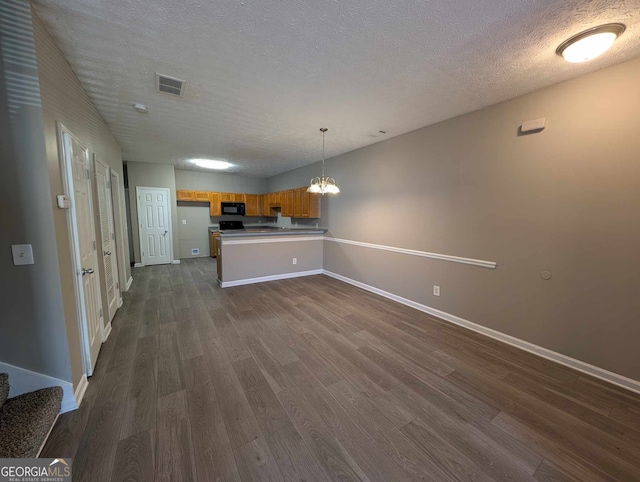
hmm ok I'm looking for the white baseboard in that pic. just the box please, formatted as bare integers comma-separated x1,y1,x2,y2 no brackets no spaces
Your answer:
322,270,640,395
0,362,79,413
125,276,133,290
133,263,143,268
221,269,323,288
103,321,112,342
73,375,88,408
171,259,181,264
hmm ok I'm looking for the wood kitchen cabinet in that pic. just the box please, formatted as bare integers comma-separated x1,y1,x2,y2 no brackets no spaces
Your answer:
221,193,245,202
293,188,302,217
209,192,221,216
244,194,260,216
261,194,272,217
177,190,210,202
176,187,319,219
177,190,196,201
292,187,320,218
282,190,294,217
268,191,281,206
209,231,220,257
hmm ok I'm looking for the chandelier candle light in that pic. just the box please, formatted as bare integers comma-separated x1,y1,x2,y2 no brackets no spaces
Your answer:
308,128,340,195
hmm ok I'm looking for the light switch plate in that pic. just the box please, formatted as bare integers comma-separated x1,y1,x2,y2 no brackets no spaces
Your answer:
12,244,34,265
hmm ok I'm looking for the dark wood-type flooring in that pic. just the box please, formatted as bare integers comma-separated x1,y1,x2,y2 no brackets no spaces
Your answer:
42,258,640,481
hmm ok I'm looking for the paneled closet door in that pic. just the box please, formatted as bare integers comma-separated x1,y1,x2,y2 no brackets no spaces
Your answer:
95,157,120,322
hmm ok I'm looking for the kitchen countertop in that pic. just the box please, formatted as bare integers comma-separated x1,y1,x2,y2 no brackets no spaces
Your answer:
217,227,326,237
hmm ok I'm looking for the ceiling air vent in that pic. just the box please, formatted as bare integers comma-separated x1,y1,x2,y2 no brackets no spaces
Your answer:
156,73,185,97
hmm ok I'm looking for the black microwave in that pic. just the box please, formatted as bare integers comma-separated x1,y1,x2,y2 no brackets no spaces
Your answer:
221,202,245,216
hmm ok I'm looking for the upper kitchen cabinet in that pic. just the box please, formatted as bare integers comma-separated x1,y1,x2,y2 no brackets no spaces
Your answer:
177,190,195,201
282,190,294,217
220,192,245,202
209,192,221,216
308,191,320,218
244,194,260,217
177,190,210,202
268,191,281,206
293,187,320,218
261,194,272,217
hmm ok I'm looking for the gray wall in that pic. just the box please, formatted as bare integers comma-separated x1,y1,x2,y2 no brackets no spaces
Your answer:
175,169,268,258
175,169,267,193
221,237,323,282
0,0,72,382
127,162,180,264
267,57,640,381
32,9,132,388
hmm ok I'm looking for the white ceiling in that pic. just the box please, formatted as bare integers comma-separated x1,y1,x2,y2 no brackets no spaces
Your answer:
33,0,640,178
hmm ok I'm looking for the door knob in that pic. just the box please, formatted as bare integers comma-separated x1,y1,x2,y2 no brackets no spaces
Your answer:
104,251,111,256
163,230,168,236
81,268,94,276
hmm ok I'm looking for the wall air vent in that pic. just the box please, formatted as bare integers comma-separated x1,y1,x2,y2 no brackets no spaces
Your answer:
156,73,185,97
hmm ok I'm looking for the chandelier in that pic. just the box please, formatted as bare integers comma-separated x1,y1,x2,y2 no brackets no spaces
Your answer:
307,128,340,195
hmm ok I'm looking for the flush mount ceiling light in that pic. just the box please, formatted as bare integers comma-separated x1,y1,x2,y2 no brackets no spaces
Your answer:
308,128,340,195
556,23,625,63
191,159,231,170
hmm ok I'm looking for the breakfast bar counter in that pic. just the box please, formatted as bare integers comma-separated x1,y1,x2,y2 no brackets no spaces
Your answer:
215,228,326,287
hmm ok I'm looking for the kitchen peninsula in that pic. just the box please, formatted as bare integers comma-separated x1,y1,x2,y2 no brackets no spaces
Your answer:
215,226,326,287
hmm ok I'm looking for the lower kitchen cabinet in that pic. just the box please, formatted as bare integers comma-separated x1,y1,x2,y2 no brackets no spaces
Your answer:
209,231,220,257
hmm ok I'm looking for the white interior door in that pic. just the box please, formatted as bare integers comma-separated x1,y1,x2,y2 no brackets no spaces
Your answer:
137,187,172,266
110,170,127,300
60,127,103,374
95,157,120,322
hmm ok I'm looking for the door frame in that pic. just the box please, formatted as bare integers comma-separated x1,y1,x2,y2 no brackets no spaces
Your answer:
57,122,103,376
93,155,121,323
136,186,174,266
110,170,127,305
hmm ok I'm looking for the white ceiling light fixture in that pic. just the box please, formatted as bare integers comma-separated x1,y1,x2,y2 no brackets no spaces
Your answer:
308,128,340,195
556,23,625,63
191,159,231,170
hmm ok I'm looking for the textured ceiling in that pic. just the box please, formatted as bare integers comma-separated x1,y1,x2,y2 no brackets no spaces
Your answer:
32,0,640,177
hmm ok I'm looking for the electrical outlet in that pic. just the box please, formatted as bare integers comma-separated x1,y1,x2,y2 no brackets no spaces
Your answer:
292,257,297,265
191,248,199,256
433,285,440,296
182,219,187,225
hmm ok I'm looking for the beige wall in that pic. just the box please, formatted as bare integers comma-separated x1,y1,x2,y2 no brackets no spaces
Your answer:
0,0,72,382
268,57,640,381
32,9,131,387
175,169,268,258
127,162,180,263
221,237,323,283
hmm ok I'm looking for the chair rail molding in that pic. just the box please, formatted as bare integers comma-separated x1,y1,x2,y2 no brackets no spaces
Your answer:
324,236,497,269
